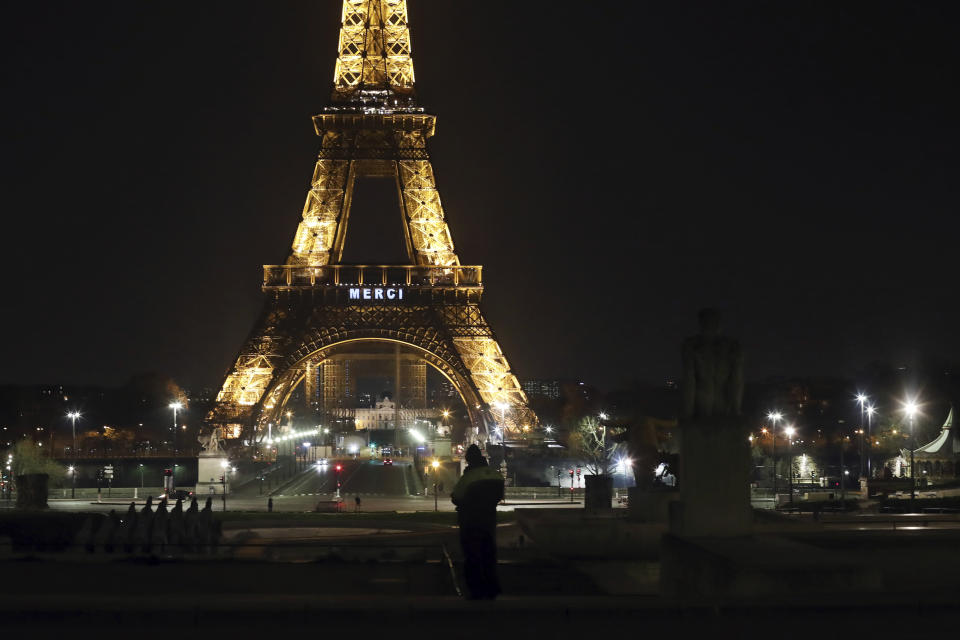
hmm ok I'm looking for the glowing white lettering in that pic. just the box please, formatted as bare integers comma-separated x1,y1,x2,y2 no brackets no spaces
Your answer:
348,287,405,302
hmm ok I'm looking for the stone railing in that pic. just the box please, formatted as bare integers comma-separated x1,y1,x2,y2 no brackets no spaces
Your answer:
263,264,482,290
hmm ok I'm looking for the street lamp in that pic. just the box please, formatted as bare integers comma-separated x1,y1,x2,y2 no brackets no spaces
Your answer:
856,393,868,475
169,402,182,491
617,456,633,493
493,401,508,442
784,425,796,505
68,466,75,499
767,411,783,504
431,459,440,511
67,411,80,498
902,399,919,510
220,459,230,511
866,405,876,479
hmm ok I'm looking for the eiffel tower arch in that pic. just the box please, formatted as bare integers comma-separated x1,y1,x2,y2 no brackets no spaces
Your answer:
207,0,536,447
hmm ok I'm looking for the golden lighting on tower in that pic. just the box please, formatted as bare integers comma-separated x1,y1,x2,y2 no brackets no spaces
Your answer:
453,337,532,433
333,0,415,97
209,0,537,443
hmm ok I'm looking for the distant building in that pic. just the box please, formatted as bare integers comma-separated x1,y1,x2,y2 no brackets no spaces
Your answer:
187,387,215,404
330,394,440,431
521,379,561,400
429,379,458,405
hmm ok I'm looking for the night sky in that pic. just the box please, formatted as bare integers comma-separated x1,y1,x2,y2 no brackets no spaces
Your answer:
2,2,958,392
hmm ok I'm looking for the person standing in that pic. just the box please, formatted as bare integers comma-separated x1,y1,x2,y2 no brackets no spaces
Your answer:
451,444,504,599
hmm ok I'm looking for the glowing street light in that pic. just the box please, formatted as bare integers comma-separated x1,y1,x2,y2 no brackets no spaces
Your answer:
767,411,783,502
866,405,877,478
902,398,920,507
855,393,868,476
492,401,508,442
66,411,81,462
784,425,796,504
617,456,633,490
431,459,440,511
169,402,182,495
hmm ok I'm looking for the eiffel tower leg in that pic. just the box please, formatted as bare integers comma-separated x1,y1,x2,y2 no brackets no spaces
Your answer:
289,158,354,266
437,304,536,442
397,159,458,267
207,299,283,443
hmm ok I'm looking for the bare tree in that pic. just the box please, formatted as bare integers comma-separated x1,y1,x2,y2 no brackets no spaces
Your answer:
569,416,621,476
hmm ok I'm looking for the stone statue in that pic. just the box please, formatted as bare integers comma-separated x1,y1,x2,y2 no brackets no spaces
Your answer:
681,308,743,420
198,428,223,454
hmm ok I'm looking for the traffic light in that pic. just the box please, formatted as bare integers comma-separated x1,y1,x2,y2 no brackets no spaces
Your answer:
568,469,574,478
576,467,581,477
163,469,173,477
335,464,342,472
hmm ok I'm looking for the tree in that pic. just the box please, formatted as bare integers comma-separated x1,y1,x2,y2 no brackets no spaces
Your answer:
569,416,621,476
10,439,66,486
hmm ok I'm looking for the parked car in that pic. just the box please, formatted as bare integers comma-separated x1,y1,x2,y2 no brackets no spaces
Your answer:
158,489,194,502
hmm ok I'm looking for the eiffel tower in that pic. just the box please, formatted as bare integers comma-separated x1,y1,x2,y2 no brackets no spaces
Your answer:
208,0,536,446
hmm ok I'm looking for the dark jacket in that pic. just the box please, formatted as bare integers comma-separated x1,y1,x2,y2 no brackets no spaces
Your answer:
451,461,504,528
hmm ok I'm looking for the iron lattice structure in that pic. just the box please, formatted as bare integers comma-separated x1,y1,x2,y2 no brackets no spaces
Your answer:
208,0,536,444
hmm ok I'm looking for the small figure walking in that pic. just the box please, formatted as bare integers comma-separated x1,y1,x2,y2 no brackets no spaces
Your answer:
451,444,504,600
267,497,274,513
354,495,362,512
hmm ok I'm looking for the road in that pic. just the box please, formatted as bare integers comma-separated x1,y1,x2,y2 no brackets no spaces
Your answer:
7,458,583,513
274,459,415,499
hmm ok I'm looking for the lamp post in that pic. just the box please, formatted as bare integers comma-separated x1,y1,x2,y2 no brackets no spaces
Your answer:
856,393,867,476
220,460,229,511
431,459,440,511
286,411,294,474
903,400,919,511
68,466,75,499
839,428,846,503
617,456,633,500
138,463,144,489
169,402,182,494
866,406,876,479
67,412,81,498
767,412,783,505
493,401,507,443
784,426,796,505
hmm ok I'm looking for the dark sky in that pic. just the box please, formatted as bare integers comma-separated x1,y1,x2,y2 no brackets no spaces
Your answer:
2,1,958,392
